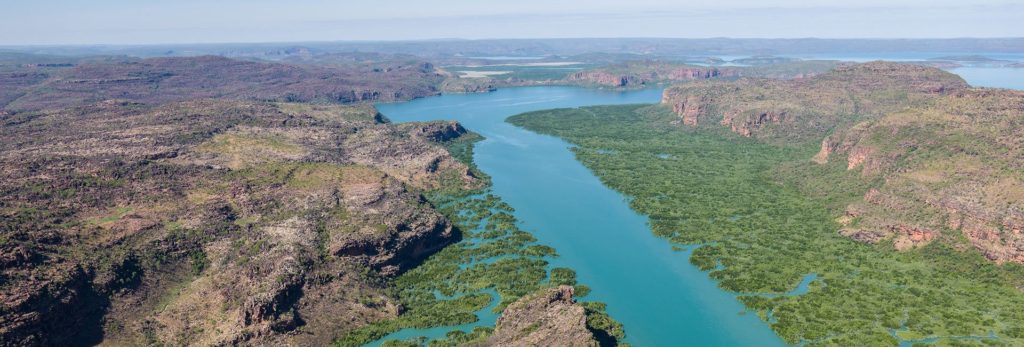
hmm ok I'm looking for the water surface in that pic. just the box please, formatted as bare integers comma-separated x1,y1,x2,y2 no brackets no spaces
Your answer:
730,52,1024,90
950,67,1024,90
371,57,1020,345
377,87,788,346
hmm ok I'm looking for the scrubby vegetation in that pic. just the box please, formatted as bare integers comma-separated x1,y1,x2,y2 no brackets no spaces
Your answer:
336,186,625,346
335,132,625,346
0,99,482,345
510,104,1024,346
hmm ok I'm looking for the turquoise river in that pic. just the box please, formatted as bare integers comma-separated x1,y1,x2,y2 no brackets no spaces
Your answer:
367,66,1021,346
376,86,788,346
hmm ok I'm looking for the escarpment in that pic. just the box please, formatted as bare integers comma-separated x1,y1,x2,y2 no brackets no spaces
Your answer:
823,89,1024,263
0,99,478,345
568,63,738,87
662,62,1024,264
661,62,969,142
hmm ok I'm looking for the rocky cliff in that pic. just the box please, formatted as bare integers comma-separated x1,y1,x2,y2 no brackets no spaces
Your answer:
0,99,478,345
487,286,598,347
662,62,969,143
663,62,1024,264
567,62,738,87
818,89,1024,263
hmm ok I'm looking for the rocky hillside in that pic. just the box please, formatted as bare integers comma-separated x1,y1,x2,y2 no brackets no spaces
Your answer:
0,99,478,345
562,60,841,89
487,286,598,347
662,62,1024,264
1,55,446,112
566,62,739,87
814,89,1024,263
662,61,969,142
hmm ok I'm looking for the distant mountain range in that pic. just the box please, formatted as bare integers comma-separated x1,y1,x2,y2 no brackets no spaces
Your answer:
3,38,1023,59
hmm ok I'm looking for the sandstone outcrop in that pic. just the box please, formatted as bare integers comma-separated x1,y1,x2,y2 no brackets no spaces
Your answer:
663,63,1024,264
0,99,476,345
568,63,738,87
818,89,1024,262
487,286,598,347
661,62,968,142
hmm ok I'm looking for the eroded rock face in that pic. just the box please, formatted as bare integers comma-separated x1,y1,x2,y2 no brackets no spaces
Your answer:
721,109,788,137
811,135,837,164
666,93,714,126
820,89,1024,262
568,64,737,88
661,63,1024,264
329,175,455,276
661,62,968,142
487,286,598,347
0,100,476,345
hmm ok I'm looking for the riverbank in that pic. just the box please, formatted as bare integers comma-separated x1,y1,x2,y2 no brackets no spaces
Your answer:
374,87,786,346
510,103,1023,346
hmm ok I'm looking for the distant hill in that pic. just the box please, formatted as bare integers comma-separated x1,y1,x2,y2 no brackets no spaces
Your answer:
3,38,1023,59
1,55,445,111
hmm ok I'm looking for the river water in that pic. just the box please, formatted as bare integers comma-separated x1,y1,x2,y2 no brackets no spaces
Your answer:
369,65,1021,346
377,87,788,346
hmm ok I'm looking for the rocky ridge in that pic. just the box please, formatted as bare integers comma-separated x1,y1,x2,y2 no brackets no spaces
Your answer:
566,62,739,87
486,286,598,347
820,89,1024,262
1,55,446,112
0,99,478,345
662,61,969,143
662,62,1024,263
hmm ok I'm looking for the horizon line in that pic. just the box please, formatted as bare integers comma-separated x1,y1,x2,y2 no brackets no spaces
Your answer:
2,36,1024,49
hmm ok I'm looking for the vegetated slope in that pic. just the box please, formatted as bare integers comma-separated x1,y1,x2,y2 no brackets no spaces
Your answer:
661,61,1024,264
1,55,446,112
0,100,478,345
564,62,740,87
0,52,99,109
510,103,1024,346
562,60,839,88
332,148,627,347
662,61,969,141
809,89,1024,263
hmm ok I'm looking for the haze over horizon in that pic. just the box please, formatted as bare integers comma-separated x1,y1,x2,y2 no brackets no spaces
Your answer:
2,0,1023,46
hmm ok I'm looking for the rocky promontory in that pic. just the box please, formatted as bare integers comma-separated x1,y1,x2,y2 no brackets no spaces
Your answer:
487,286,599,347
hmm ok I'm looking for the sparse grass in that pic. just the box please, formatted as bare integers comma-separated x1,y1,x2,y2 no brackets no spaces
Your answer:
195,132,307,169
88,206,133,226
155,276,196,313
275,102,383,123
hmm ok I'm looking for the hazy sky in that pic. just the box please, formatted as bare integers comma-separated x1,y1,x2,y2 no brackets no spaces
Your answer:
2,0,1022,45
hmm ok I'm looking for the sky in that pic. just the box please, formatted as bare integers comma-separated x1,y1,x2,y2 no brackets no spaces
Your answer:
1,0,1022,45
